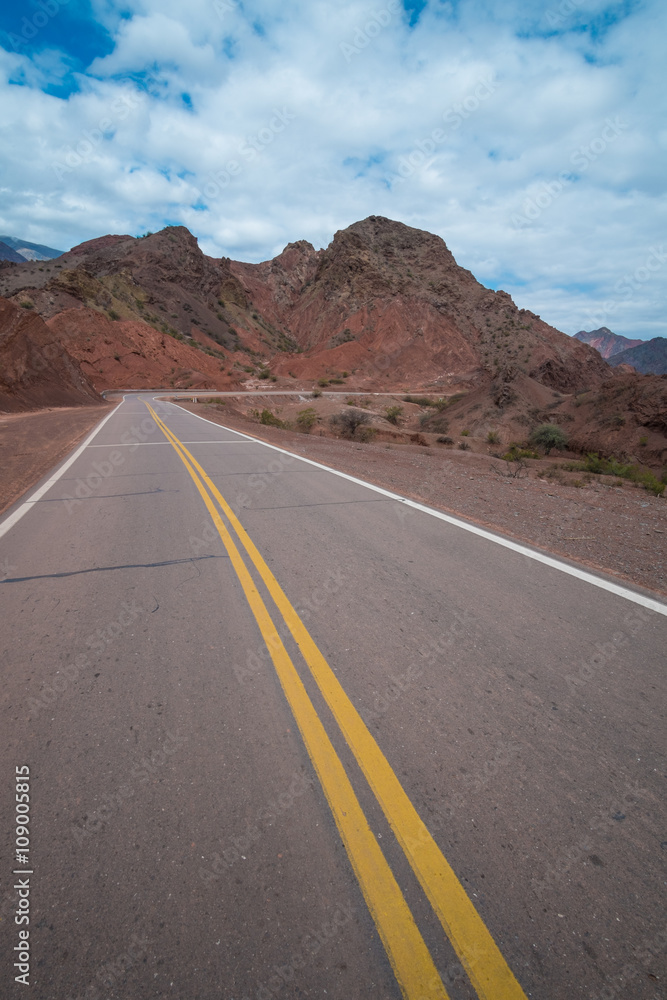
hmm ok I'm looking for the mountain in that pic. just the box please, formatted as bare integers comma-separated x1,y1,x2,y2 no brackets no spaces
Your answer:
0,241,27,263
607,337,667,375
0,297,100,411
0,216,612,410
0,236,64,262
573,327,643,358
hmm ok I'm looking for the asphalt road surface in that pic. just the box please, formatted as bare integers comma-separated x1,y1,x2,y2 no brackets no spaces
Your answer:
1,395,665,1000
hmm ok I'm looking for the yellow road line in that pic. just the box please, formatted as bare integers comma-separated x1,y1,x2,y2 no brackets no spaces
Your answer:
145,403,448,1000
147,404,529,1000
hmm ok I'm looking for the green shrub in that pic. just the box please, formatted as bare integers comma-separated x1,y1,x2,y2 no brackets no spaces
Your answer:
502,444,539,461
461,429,470,437
385,405,403,425
108,308,120,320
530,423,568,454
296,407,318,432
258,369,270,380
487,430,500,444
458,441,471,450
20,300,34,309
317,378,329,387
251,408,286,428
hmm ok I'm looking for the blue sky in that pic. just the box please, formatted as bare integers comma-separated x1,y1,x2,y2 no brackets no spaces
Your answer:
0,0,665,339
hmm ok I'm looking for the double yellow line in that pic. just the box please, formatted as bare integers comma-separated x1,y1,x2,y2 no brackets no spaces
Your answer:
145,401,528,1000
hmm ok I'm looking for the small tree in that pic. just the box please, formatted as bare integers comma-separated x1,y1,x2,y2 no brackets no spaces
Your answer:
330,408,371,438
531,423,568,454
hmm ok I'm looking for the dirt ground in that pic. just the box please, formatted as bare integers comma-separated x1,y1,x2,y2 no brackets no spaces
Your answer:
175,399,667,599
0,404,113,515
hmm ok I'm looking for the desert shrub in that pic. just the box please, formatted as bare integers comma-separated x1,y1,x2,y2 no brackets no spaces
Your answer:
330,408,371,438
503,443,538,461
385,406,403,425
108,308,120,320
461,429,470,436
296,407,318,432
317,378,329,387
409,433,428,446
487,430,500,443
329,377,344,384
458,441,471,450
251,408,286,428
20,300,34,309
564,453,665,496
530,423,568,454
436,436,454,445
258,369,270,379
639,435,648,446
311,388,322,398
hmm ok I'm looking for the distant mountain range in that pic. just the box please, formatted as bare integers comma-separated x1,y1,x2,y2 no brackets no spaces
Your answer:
607,337,667,375
573,327,643,358
575,327,666,375
0,236,64,262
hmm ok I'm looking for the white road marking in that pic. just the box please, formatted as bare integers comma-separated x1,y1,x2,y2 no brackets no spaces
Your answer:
0,403,122,539
165,399,667,617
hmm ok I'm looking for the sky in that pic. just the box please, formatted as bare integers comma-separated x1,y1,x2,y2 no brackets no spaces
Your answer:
0,0,665,340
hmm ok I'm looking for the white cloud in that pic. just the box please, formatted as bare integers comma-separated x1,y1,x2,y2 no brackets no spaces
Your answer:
0,0,665,338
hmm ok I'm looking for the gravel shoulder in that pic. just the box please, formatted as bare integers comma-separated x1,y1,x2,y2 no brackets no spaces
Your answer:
0,404,113,515
176,401,667,599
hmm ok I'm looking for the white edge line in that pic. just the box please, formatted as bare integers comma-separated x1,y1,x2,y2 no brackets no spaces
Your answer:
0,401,123,540
163,398,667,617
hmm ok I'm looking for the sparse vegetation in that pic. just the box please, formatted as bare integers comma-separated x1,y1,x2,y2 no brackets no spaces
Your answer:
108,309,120,320
461,429,470,437
317,378,329,387
487,430,500,444
385,405,403,425
502,443,539,461
562,454,665,496
20,300,34,309
330,408,372,439
458,440,471,450
296,407,319,432
250,408,287,428
530,424,568,454
436,436,454,445
311,388,322,398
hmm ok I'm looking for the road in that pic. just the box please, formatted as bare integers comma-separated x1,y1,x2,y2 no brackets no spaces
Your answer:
1,394,665,1000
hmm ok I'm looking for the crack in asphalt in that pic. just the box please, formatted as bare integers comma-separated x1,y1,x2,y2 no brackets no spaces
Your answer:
0,555,225,584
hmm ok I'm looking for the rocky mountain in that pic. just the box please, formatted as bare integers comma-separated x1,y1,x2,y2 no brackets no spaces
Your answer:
0,215,616,417
232,217,609,393
607,337,667,375
574,327,643,358
0,297,100,411
0,235,64,262
0,219,609,402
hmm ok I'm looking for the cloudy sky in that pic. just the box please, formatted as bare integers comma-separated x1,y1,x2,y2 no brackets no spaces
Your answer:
1,0,665,339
